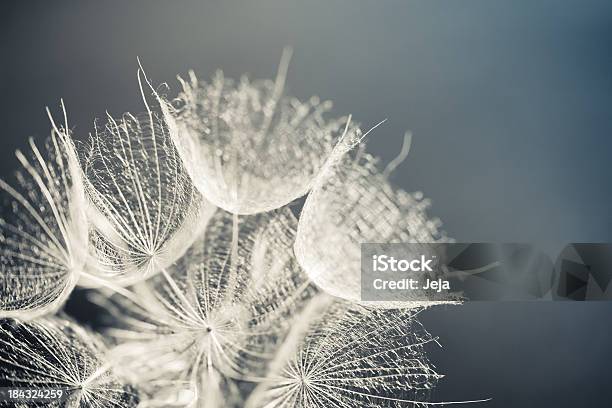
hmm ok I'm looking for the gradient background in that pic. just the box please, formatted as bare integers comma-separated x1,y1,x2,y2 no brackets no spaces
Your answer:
2,1,612,406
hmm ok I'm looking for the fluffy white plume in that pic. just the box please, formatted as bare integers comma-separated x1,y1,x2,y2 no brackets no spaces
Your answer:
0,118,87,319
160,50,354,215
294,144,451,309
80,94,215,286
0,316,138,407
101,208,313,407
246,296,442,408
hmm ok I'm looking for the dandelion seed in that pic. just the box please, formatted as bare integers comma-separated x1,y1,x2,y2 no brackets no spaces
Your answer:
246,295,443,408
80,91,215,286
159,49,353,215
101,208,312,407
0,111,88,319
0,316,138,407
294,142,451,309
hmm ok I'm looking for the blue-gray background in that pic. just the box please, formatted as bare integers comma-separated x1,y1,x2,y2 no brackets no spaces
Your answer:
2,0,611,406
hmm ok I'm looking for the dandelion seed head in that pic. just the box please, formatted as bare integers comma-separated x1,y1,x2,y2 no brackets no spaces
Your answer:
0,57,458,407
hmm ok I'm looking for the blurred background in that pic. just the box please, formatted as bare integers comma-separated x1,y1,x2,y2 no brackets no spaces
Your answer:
2,0,612,406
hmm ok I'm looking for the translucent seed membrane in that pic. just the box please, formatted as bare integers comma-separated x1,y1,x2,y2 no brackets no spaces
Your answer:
0,316,138,407
246,296,441,408
81,110,215,287
295,148,451,309
0,130,87,319
162,54,352,215
102,208,314,407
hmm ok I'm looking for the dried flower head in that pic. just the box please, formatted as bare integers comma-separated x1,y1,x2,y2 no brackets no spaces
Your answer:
160,50,352,215
0,54,466,408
